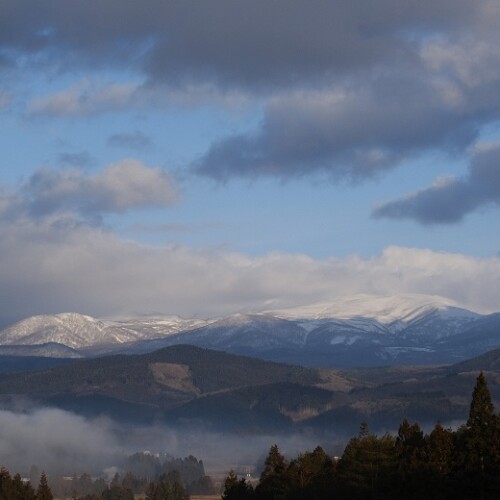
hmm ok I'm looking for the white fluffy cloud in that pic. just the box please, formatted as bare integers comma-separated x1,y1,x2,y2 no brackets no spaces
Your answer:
0,204,498,325
20,160,178,217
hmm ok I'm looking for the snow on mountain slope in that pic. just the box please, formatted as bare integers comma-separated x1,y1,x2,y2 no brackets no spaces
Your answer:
0,294,492,367
271,294,480,335
0,313,134,348
271,293,477,322
0,313,211,350
168,313,309,350
115,316,210,338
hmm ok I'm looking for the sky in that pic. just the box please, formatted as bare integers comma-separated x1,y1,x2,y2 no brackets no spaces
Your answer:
1,0,500,325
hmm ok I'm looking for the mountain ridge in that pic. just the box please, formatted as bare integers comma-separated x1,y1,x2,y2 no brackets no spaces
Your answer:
0,294,497,367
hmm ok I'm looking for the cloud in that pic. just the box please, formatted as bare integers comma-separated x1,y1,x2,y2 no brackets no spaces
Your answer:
2,160,178,220
0,89,12,110
107,131,152,150
127,222,221,234
8,1,500,184
373,143,500,223
193,79,486,181
0,188,499,326
58,151,95,167
29,80,251,117
0,405,339,477
29,81,139,117
0,1,476,88
0,407,120,475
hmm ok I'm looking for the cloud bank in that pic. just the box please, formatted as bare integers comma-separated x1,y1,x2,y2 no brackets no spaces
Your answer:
4,1,500,189
0,196,499,326
0,160,499,324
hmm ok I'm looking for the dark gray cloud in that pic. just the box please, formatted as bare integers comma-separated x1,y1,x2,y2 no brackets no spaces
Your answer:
0,1,475,86
107,131,152,150
4,1,500,187
193,74,491,180
373,144,500,224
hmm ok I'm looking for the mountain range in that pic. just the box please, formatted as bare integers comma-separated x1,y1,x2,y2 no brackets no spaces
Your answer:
1,294,499,367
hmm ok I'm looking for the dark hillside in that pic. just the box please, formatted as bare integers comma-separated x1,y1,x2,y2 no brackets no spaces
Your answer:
1,344,500,434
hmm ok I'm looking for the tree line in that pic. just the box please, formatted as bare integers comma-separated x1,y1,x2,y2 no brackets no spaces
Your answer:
0,454,214,499
0,468,52,500
223,372,500,500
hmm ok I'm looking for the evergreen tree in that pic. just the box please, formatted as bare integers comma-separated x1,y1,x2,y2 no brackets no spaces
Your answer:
92,477,108,497
36,472,53,500
145,471,185,500
0,467,14,500
452,372,500,499
261,445,286,479
425,422,454,499
337,433,397,500
222,470,239,499
222,470,254,500
395,419,428,499
467,371,495,431
286,446,335,500
255,445,288,500
102,483,134,500
13,472,35,500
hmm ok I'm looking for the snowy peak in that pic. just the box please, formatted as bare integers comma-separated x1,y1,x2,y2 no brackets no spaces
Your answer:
0,312,210,350
270,294,479,325
0,294,495,367
0,312,138,349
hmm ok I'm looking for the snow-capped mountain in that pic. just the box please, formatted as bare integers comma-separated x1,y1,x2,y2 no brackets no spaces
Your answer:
271,294,480,335
147,295,487,366
0,294,498,366
0,312,208,351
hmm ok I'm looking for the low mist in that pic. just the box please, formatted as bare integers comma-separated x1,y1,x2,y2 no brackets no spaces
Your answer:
0,404,348,478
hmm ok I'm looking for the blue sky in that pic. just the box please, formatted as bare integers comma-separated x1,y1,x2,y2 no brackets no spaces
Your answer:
1,1,500,324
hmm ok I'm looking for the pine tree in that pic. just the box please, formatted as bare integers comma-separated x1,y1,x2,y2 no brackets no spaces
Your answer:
260,444,286,479
255,445,288,500
337,433,397,500
222,470,254,500
13,472,36,500
0,467,14,500
452,372,500,499
467,371,495,430
286,446,335,500
222,470,239,499
425,422,454,499
36,472,53,500
395,419,428,499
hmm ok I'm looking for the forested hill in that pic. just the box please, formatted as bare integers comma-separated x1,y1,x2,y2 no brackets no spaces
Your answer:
0,344,500,435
